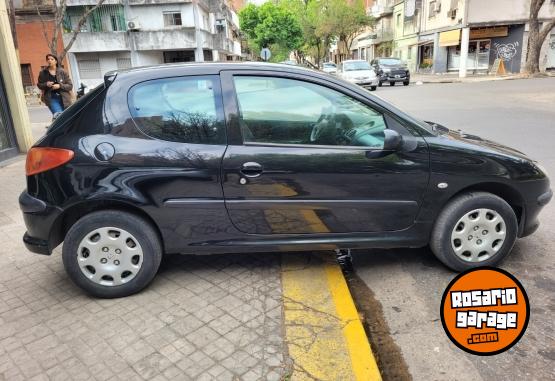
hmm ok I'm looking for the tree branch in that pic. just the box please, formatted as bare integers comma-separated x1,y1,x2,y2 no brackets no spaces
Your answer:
61,0,107,62
36,5,55,54
538,18,555,43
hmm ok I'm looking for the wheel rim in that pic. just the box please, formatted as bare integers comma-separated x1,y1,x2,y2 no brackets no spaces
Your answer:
450,208,507,263
77,227,144,286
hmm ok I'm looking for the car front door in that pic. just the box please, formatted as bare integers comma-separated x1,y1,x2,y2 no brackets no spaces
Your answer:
220,71,429,235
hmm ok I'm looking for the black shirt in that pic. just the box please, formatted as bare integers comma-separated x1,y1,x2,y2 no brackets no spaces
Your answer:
47,71,59,93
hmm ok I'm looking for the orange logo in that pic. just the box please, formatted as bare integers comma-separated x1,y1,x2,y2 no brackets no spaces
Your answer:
440,267,529,355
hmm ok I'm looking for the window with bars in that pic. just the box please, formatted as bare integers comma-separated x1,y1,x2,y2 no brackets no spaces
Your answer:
20,64,33,88
117,58,132,70
63,5,126,33
78,59,101,79
163,12,182,27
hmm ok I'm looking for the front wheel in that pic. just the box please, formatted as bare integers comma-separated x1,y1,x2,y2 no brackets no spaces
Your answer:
430,192,518,272
378,81,383,87
389,82,395,86
370,86,377,91
62,210,162,298
403,80,410,86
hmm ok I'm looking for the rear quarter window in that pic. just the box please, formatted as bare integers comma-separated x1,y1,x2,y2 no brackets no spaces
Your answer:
128,75,226,144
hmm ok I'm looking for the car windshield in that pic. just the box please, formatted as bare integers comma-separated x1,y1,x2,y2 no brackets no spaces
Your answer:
323,63,336,68
343,61,371,71
379,58,402,66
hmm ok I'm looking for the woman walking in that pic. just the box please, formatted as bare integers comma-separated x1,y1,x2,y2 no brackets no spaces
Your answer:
37,54,73,116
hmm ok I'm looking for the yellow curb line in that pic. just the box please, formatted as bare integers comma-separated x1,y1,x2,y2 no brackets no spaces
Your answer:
282,253,382,381
324,258,381,381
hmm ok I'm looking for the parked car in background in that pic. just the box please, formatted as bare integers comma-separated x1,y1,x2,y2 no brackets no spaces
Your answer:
20,62,551,298
371,57,410,87
337,60,378,91
322,62,337,74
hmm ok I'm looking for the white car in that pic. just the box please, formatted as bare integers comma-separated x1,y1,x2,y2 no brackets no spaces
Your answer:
337,60,378,91
322,62,337,74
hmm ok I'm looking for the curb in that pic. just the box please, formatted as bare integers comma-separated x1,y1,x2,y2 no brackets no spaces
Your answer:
281,252,382,381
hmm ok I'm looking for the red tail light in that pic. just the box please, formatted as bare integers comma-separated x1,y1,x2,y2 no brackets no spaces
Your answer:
25,147,74,176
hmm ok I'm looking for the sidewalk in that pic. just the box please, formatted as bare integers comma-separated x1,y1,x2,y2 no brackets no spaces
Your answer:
0,155,380,380
411,72,525,84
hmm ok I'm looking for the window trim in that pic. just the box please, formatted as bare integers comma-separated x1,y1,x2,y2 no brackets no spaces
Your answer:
221,70,399,150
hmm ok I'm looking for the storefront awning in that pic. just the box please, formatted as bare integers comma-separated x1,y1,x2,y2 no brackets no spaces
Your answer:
439,29,461,47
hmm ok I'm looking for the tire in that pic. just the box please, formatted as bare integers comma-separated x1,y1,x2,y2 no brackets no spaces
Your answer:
62,210,162,298
403,81,410,86
430,192,518,272
378,81,383,87
370,86,377,91
389,82,395,86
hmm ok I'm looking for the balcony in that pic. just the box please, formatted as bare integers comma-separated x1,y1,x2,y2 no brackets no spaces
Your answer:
63,31,129,52
131,28,214,51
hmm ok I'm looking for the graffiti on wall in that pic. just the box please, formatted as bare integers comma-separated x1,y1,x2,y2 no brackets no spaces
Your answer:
494,42,519,61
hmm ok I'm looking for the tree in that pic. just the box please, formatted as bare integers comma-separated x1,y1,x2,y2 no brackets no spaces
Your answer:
239,2,303,61
326,0,373,58
36,0,107,63
525,0,555,74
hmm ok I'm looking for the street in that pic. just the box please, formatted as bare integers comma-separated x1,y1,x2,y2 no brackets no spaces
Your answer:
352,77,555,380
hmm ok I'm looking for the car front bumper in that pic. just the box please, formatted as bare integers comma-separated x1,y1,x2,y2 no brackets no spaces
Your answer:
352,79,379,88
520,188,552,237
380,74,410,82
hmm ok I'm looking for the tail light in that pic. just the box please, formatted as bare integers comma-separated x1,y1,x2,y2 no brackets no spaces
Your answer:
26,147,74,176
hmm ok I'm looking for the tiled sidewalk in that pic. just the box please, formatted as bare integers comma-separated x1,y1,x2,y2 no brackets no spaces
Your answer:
0,159,292,381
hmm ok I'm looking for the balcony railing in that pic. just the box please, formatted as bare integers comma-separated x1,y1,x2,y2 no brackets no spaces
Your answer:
63,4,126,33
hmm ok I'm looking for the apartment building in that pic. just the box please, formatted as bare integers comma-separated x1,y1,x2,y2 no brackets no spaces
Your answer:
13,0,69,89
392,0,419,72
418,0,555,75
351,0,395,62
63,0,242,88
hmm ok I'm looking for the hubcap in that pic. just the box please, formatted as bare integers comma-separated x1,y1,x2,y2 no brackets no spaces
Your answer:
77,227,143,286
450,208,506,262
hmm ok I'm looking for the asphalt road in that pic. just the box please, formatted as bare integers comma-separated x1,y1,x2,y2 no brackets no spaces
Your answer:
352,78,555,381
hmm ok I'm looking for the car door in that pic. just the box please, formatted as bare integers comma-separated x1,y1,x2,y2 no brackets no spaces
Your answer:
220,71,429,235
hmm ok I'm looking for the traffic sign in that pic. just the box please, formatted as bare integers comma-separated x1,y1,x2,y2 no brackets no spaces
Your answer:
261,48,271,61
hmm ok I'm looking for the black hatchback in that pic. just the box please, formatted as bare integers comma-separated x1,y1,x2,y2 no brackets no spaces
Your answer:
20,63,551,298
371,57,410,87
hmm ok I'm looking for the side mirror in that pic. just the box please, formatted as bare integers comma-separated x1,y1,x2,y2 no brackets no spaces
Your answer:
383,129,403,151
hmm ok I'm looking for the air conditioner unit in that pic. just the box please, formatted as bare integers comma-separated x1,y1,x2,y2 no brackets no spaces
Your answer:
127,20,141,31
448,9,457,19
434,2,441,12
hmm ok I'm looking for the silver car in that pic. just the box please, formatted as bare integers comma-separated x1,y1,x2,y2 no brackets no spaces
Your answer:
322,62,337,74
337,60,378,91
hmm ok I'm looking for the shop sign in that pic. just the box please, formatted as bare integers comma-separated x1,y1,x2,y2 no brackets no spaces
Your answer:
439,29,461,47
470,26,509,39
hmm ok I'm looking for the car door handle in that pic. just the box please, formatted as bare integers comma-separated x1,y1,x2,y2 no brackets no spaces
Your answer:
240,162,263,178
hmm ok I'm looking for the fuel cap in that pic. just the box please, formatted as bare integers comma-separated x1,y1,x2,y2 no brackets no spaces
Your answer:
94,143,115,161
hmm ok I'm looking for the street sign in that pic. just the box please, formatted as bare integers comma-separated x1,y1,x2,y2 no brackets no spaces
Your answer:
260,48,271,61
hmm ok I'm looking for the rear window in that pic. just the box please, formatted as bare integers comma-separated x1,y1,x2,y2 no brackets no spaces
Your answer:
46,83,105,135
128,75,226,144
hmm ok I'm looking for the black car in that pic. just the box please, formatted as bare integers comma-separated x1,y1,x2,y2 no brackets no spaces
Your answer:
20,63,551,298
371,57,410,87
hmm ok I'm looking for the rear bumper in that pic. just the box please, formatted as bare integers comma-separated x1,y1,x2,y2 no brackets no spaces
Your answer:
19,191,62,255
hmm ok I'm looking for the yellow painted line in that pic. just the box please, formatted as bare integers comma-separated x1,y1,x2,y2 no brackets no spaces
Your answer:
282,253,382,381
324,258,382,381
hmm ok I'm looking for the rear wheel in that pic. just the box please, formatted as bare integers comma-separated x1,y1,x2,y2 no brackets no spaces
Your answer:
370,86,377,91
378,81,383,87
62,210,162,298
430,192,518,271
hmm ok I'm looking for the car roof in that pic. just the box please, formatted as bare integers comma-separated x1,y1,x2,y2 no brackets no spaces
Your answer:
342,60,368,63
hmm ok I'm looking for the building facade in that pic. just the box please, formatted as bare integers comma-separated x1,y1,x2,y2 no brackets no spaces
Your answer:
392,0,419,72
64,0,242,88
13,0,69,90
0,0,34,162
418,0,555,75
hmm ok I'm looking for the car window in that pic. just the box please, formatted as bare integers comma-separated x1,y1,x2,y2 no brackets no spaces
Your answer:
379,58,402,65
128,75,226,144
343,61,372,71
234,76,387,148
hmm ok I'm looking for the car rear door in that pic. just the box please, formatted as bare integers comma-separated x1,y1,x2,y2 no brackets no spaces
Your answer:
219,70,429,235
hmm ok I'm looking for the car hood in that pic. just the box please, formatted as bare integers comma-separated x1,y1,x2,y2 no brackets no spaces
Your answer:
342,70,376,78
426,121,530,161
381,64,406,70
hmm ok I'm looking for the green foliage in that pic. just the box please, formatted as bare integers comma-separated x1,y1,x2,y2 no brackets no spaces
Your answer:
239,3,303,58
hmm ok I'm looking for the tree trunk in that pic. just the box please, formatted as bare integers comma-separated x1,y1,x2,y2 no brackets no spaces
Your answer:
525,16,542,74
